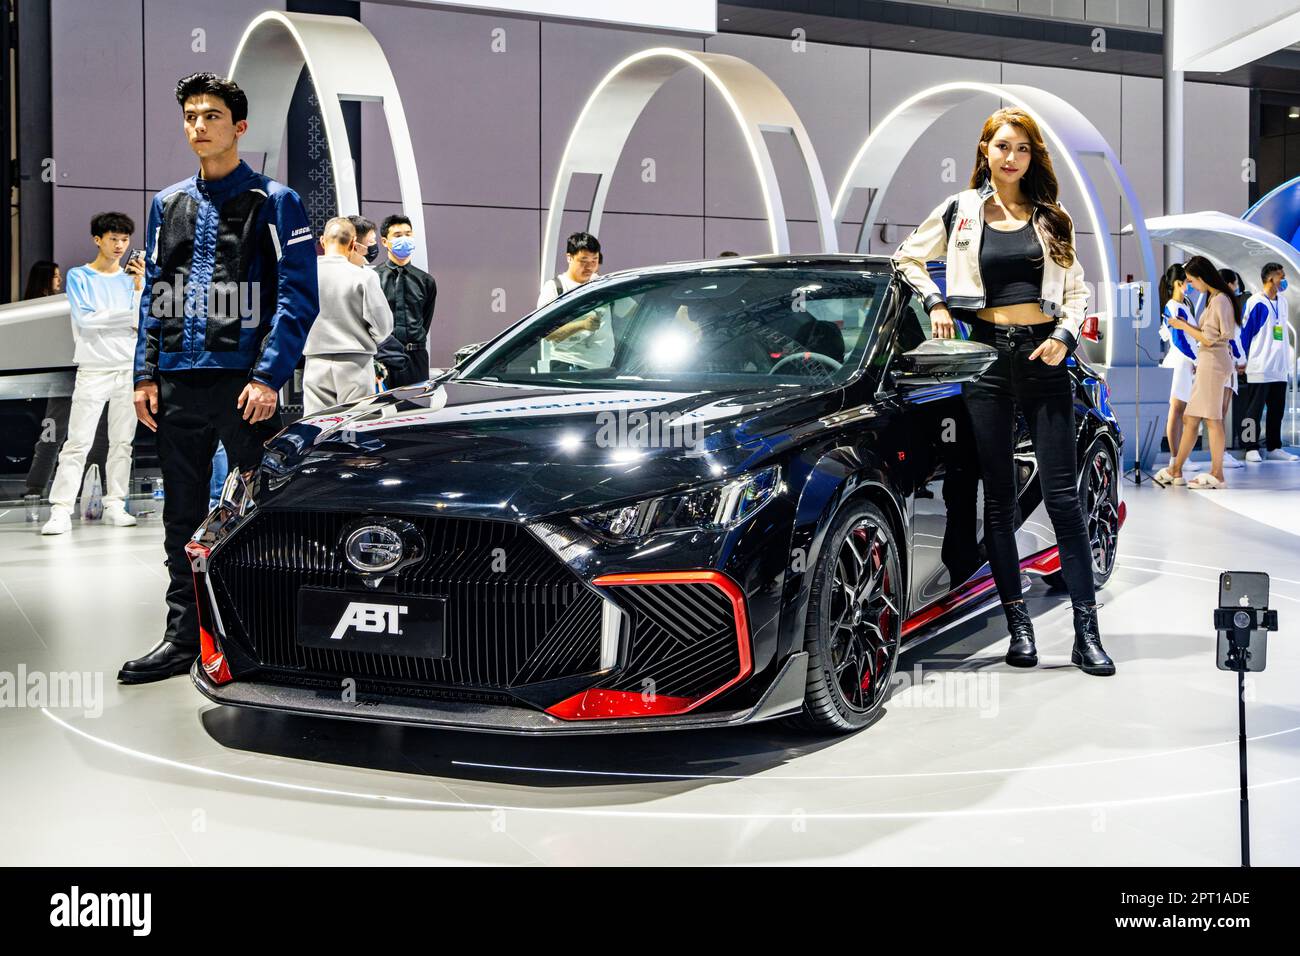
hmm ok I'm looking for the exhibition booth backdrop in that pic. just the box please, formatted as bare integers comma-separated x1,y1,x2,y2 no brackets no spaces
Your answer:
11,3,1295,461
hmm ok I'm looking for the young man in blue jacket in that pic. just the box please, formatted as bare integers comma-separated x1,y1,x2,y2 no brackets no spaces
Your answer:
119,72,319,684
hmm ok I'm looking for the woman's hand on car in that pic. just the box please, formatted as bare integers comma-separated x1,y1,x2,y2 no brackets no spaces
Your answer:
930,305,956,340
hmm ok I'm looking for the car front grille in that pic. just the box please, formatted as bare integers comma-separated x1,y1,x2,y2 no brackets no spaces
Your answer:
208,510,603,691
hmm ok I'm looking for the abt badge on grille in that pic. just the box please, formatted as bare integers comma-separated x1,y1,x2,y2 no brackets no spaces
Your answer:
345,525,404,572
330,601,408,640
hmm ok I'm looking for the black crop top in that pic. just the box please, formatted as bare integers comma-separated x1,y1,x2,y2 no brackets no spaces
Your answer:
980,218,1044,308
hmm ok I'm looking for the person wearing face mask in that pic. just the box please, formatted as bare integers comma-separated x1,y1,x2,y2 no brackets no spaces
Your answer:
302,217,393,413
346,215,380,267
373,214,437,386
1238,262,1299,462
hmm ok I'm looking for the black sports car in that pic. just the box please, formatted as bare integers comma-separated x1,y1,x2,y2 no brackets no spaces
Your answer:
188,254,1124,734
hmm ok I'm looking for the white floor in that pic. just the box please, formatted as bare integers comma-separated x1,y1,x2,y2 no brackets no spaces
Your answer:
2,457,1299,866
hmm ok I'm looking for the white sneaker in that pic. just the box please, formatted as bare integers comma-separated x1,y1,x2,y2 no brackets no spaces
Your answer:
103,504,137,527
1265,448,1300,461
1245,450,1263,463
41,508,71,536
1222,454,1244,469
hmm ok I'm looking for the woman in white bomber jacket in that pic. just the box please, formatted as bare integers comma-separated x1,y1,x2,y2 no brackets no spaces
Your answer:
893,106,1114,677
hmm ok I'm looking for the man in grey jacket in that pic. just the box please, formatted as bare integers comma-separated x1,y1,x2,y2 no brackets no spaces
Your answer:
302,217,394,413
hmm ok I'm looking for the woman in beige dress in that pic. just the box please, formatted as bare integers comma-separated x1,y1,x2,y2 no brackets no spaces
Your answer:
1155,255,1237,489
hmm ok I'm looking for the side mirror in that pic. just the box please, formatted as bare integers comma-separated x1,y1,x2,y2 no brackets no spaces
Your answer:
893,338,997,389
453,342,484,366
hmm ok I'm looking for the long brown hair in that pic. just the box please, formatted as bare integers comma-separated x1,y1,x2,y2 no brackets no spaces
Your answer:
969,107,1075,269
1183,255,1237,308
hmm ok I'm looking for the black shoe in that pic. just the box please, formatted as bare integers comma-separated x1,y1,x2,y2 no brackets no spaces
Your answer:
117,641,198,684
1003,600,1038,667
1070,602,1115,676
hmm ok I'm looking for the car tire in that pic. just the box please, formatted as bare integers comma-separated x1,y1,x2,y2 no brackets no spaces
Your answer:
1039,439,1120,594
787,499,904,734
1081,438,1120,590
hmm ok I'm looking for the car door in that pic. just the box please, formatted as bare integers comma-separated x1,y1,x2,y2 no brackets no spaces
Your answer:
880,295,982,612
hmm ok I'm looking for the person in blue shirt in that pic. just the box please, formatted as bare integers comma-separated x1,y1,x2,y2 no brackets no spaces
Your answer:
118,72,319,684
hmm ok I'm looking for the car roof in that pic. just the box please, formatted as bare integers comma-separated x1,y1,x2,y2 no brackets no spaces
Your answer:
596,252,896,282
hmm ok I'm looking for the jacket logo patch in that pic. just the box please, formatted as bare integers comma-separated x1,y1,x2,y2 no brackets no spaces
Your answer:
956,239,970,250
957,217,976,231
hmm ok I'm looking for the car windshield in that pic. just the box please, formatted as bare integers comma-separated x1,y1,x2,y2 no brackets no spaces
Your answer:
456,266,893,391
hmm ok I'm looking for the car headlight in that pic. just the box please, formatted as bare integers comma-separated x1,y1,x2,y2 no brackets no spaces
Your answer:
218,468,257,517
574,465,781,541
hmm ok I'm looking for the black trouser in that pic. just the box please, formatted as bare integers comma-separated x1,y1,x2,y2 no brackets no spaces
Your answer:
1237,374,1288,451
156,371,281,651
386,341,430,387
962,320,1096,607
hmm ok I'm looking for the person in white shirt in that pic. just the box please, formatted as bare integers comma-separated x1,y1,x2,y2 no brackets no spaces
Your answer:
1239,262,1299,462
1158,263,1197,469
537,232,613,371
302,217,394,413
42,213,144,535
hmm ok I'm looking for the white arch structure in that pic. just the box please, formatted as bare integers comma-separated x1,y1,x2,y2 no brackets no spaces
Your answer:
229,11,427,271
833,81,1157,342
541,47,837,287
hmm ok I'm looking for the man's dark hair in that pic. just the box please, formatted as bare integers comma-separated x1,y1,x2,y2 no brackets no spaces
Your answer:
175,72,249,124
90,212,135,237
566,232,601,256
1262,261,1285,283
380,214,413,239
348,215,377,240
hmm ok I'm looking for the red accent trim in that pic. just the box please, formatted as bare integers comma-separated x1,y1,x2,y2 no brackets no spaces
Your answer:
186,541,232,685
1118,500,1127,528
902,545,1061,637
1081,314,1101,342
545,688,695,720
545,571,753,721
184,540,211,572
199,625,233,685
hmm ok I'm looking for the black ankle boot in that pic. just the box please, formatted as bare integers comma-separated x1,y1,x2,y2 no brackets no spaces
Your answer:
1071,602,1115,676
1003,600,1037,667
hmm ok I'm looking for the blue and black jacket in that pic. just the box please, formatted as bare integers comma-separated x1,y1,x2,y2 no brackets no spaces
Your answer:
134,160,319,390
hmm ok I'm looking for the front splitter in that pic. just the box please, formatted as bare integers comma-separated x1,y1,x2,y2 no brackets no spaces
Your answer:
191,652,809,736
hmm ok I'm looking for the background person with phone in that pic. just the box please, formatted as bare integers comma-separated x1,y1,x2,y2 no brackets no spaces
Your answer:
40,212,143,535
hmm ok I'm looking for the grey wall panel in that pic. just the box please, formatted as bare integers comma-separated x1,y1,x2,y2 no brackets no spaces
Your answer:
540,23,703,219
868,49,1001,230
359,4,540,209
704,217,769,258
1001,62,1124,230
51,0,144,190
869,222,916,257
1184,83,1250,219
363,200,539,365
143,0,281,192
52,188,148,284
702,34,869,224
1120,74,1163,222
591,212,705,274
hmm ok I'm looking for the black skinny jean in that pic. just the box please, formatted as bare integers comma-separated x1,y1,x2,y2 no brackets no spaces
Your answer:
961,319,1096,607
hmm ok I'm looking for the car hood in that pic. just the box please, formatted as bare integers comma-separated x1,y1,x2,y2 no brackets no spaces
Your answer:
260,378,846,519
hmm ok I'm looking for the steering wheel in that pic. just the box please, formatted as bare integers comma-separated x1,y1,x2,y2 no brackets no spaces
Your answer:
768,350,843,375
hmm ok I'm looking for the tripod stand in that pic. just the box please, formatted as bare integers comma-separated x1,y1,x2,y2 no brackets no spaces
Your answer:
1124,285,1158,485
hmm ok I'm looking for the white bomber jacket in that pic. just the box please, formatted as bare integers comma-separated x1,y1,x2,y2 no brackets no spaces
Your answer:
891,177,1089,353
